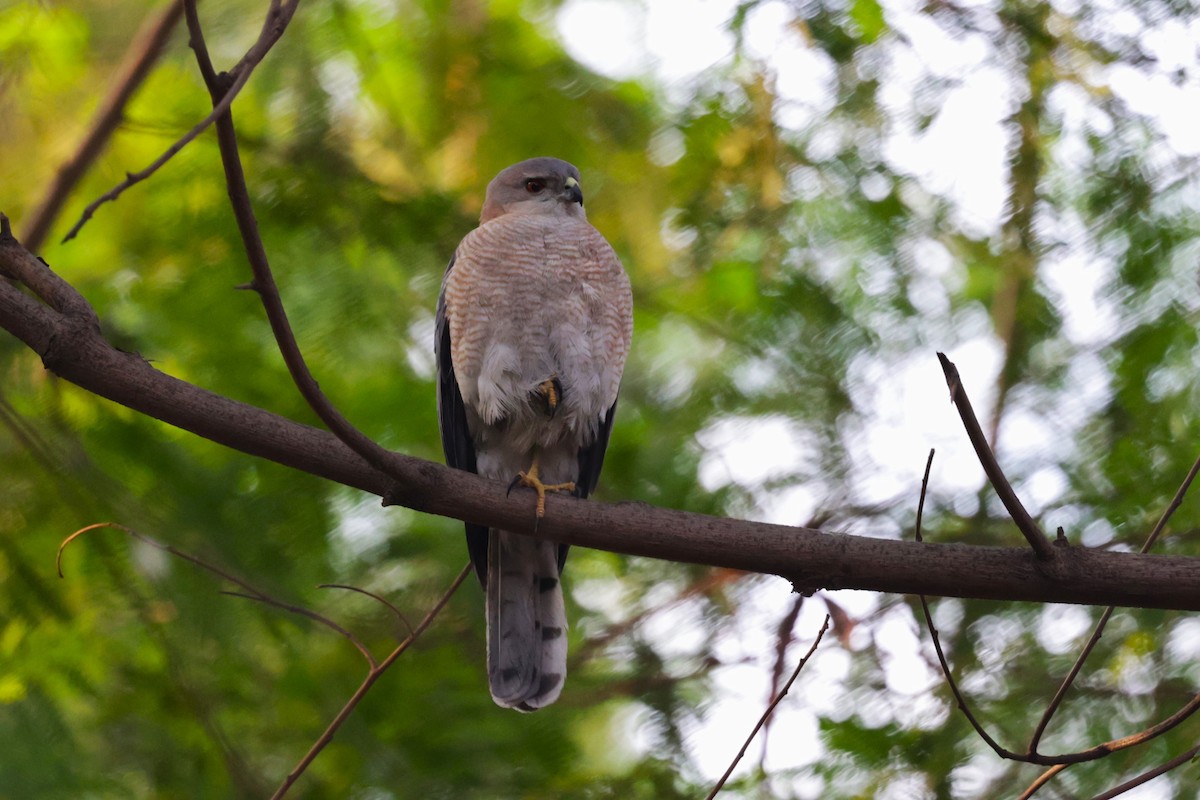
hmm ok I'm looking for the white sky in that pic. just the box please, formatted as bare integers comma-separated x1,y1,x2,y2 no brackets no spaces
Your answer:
552,1,1198,796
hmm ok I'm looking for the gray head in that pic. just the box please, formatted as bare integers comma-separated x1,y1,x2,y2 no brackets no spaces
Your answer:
480,157,586,223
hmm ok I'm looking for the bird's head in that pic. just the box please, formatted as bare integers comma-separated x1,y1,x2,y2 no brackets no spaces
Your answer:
480,157,586,223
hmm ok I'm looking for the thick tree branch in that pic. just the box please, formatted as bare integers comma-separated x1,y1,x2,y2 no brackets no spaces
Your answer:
3,221,1200,610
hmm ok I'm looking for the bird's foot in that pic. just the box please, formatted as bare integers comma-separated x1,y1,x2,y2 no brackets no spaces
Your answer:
531,376,564,418
507,470,575,518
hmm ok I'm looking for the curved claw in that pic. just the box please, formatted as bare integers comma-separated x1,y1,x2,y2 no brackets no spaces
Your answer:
532,376,564,418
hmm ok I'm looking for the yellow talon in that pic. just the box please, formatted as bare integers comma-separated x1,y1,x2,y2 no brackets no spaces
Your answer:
538,379,558,410
512,452,575,517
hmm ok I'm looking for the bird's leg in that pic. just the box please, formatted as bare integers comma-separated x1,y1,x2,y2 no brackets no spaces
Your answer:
507,448,575,518
531,376,564,418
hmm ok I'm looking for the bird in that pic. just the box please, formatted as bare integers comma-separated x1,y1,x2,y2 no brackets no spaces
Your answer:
435,157,633,710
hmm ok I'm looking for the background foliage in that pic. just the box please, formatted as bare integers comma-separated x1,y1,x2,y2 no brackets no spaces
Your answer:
2,0,1199,797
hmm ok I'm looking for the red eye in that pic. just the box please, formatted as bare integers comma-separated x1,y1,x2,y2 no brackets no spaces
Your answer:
525,178,546,193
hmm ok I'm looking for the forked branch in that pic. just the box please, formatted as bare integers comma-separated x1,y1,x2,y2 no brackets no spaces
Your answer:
914,450,1200,796
23,0,186,251
61,0,302,243
182,0,399,479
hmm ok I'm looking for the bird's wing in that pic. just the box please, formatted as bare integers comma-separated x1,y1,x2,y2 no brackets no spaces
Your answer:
575,398,619,501
436,255,489,584
557,397,620,574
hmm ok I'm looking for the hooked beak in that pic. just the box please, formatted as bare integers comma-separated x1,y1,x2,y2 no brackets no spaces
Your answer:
563,176,584,207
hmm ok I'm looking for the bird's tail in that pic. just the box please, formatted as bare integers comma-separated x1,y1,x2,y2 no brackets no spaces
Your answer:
486,529,567,710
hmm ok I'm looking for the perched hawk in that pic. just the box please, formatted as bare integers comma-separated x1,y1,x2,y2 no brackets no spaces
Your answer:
436,158,633,710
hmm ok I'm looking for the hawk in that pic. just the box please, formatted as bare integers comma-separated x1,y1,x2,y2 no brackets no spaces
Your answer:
436,157,633,710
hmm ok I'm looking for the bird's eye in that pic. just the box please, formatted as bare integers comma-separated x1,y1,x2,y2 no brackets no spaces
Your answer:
525,178,546,194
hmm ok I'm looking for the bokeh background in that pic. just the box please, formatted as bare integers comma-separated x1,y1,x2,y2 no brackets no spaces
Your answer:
2,0,1199,797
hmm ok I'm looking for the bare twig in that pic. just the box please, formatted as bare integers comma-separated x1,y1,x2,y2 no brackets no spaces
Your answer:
22,0,186,251
1028,451,1200,754
916,451,1021,758
760,593,805,769
914,447,1200,771
1027,606,1115,753
182,0,399,481
319,583,416,639
270,563,471,799
924,593,1199,766
61,0,301,243
1140,451,1200,554
57,522,377,665
937,352,1055,559
1017,764,1069,800
56,520,468,798
915,448,934,543
705,615,830,800
1087,743,1200,800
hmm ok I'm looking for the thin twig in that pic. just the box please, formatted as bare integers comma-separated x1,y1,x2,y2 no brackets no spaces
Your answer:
704,615,830,800
1087,743,1200,800
920,561,1200,764
916,451,1025,760
1140,451,1200,554
182,0,399,480
57,522,376,665
936,352,1055,559
318,583,416,639
1026,605,1115,754
1017,764,1069,800
922,588,1200,766
270,563,471,800
760,594,805,769
219,590,376,667
1028,451,1200,754
23,0,186,251
61,0,301,243
915,448,934,543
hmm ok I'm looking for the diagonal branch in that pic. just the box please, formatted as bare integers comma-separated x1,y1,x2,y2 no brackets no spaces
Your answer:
1018,764,1069,800
937,352,1056,560
3,222,1200,609
61,0,301,243
705,615,830,799
270,563,471,799
1087,743,1200,800
22,0,187,251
